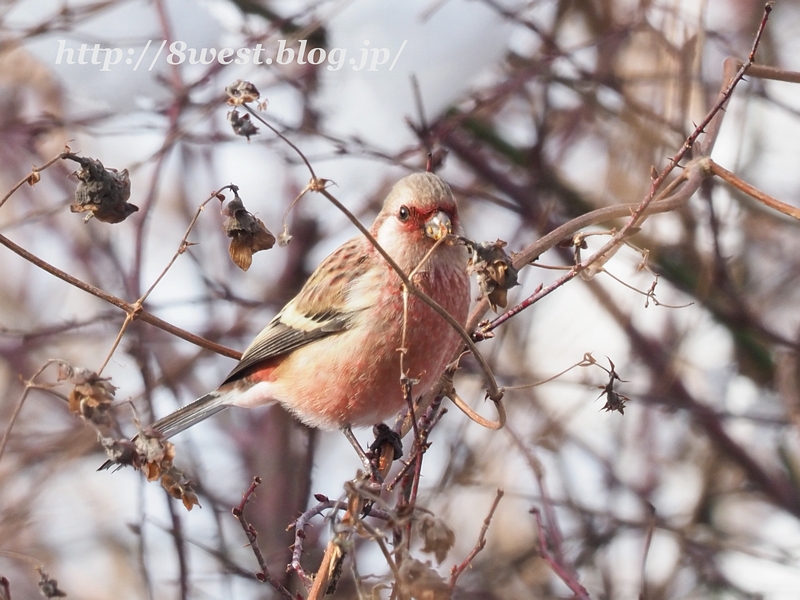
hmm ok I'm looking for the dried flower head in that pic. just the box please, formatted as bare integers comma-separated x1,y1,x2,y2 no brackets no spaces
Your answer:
225,79,260,105
36,568,67,598
58,364,117,427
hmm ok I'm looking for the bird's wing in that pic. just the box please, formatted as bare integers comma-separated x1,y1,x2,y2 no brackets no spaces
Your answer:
222,236,375,383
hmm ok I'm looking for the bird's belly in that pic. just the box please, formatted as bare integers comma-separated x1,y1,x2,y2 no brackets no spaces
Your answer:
272,268,469,429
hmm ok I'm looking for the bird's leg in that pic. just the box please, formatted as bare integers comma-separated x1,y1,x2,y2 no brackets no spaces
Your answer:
341,425,375,475
368,424,403,483
341,424,403,484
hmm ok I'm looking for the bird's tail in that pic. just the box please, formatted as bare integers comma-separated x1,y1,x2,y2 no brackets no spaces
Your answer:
98,392,229,471
150,392,229,439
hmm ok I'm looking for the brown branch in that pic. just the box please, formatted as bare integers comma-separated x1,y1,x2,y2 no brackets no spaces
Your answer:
307,538,343,600
165,490,189,600
709,159,800,220
289,498,340,587
745,63,800,84
243,104,318,180
478,159,708,335
0,232,240,360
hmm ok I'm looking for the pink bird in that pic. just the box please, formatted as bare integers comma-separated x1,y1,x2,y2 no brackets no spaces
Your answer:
108,172,470,467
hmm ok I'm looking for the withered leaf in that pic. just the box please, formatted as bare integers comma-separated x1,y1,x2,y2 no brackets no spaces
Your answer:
162,470,201,511
134,433,175,480
397,553,450,600
596,358,630,415
416,514,456,564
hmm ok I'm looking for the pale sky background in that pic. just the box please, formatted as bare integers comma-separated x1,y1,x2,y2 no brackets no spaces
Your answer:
3,0,800,598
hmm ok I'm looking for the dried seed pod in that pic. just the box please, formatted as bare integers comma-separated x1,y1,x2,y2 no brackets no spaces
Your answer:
466,239,519,311
227,108,260,140
225,79,260,105
222,195,276,270
66,153,138,223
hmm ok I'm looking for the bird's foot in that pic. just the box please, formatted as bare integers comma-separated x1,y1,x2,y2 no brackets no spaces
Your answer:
341,424,403,483
369,423,403,461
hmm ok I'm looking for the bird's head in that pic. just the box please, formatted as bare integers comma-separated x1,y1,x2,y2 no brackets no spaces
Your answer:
371,172,464,271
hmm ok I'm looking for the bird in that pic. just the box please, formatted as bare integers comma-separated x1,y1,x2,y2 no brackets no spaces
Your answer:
102,172,470,469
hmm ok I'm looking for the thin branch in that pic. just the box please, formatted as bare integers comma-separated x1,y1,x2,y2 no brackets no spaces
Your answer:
0,232,240,360
640,503,657,600
449,489,504,589
97,186,234,373
531,508,590,599
289,498,341,587
243,105,317,180
232,477,294,599
165,490,189,600
477,159,708,335
745,63,800,84
446,386,506,430
0,151,66,210
709,158,800,220
0,360,63,465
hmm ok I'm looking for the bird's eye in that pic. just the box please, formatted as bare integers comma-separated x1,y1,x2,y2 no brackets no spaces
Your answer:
398,205,410,222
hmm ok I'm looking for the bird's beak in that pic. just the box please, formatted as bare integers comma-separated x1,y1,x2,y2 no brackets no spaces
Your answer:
424,211,452,241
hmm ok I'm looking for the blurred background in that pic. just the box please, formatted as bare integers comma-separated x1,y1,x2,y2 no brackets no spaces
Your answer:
2,0,800,598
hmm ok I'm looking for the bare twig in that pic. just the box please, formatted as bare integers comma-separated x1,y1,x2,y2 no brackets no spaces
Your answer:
449,489,504,589
640,503,657,600
243,105,318,180
709,159,800,220
289,498,341,587
232,477,293,599
0,360,64,465
0,232,240,359
531,508,590,599
97,185,237,373
0,151,66,210
165,491,189,600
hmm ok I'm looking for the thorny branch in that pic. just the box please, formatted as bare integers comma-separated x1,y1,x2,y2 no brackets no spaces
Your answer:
232,477,293,599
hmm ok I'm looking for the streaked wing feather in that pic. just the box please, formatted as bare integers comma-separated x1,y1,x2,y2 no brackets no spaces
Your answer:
223,317,348,382
223,236,375,383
